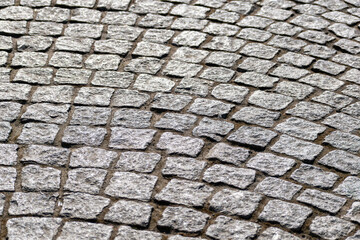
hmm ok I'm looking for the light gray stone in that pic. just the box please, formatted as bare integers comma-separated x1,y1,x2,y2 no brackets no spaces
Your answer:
109,127,156,150
162,157,206,180
247,153,296,176
310,216,355,240
157,132,204,157
116,152,161,173
21,165,61,191
206,143,250,166
255,177,302,200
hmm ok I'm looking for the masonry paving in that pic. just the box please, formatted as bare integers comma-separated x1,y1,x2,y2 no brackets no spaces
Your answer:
1,0,360,239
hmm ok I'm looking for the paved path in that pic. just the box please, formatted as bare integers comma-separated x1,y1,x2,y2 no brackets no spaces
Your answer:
1,0,360,239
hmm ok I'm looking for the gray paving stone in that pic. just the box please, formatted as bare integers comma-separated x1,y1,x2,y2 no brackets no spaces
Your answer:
299,73,344,91
206,143,250,166
209,9,239,23
343,101,360,117
256,6,293,21
0,51,7,66
240,43,279,60
155,113,197,132
323,113,360,132
192,117,234,141
98,0,131,10
275,81,314,100
109,127,156,150
310,216,355,240
134,74,174,92
107,25,143,41
268,22,302,36
158,206,209,233
172,47,208,63
162,157,206,180
334,176,360,200
0,6,33,20
324,131,360,153
313,60,346,76
200,66,235,83
344,202,360,224
319,150,360,175
297,189,346,213
21,0,51,7
113,89,150,108
175,78,212,97
0,20,27,35
85,54,121,70
57,0,96,7
7,217,61,240
21,165,61,191
151,93,192,111
0,122,11,141
157,132,204,157
60,193,109,220
49,52,82,68
248,91,293,110
11,52,47,67
228,126,277,149
170,4,209,18
222,1,253,13
102,11,137,25
173,31,207,47
255,177,302,200
313,91,353,109
259,200,312,230
0,144,17,166
105,171,157,201
21,145,69,167
0,36,12,51
203,22,239,36
210,189,262,217
71,8,101,23
211,84,248,104
64,23,103,39
155,179,213,207
323,11,360,25
232,107,280,127
237,16,274,29
334,39,360,54
70,106,111,126
70,147,117,169
168,236,205,240
54,68,91,85
95,39,132,56
125,57,164,74
74,87,114,106
17,123,59,145
341,69,360,84
258,227,301,240
238,27,272,42
286,101,332,121
235,71,279,88
14,68,53,85
0,167,16,191
271,135,323,162
247,153,296,176
64,168,107,194
237,57,275,74
62,126,106,146
111,108,152,128
0,68,10,83
116,152,161,173
278,52,314,67
143,29,174,43
9,192,57,215
57,222,112,240
188,98,234,118
275,117,326,140
206,215,260,240
329,23,359,39
105,200,152,226
298,30,335,44
55,37,93,53
290,14,330,30
21,103,69,124
133,41,170,57
130,0,173,14
203,36,245,52
115,226,162,240
0,193,5,215
35,7,70,22
0,83,35,101
205,51,240,67
291,164,338,189
17,36,53,51
203,164,256,189
163,60,202,78
171,17,208,30
0,102,21,122
269,35,307,52
271,64,309,79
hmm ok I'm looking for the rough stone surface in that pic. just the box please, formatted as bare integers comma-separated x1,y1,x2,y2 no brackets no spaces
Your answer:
310,216,356,240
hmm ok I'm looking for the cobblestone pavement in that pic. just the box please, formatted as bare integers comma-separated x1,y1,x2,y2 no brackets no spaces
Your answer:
2,0,360,239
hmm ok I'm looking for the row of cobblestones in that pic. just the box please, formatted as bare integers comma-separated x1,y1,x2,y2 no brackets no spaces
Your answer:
1,0,360,239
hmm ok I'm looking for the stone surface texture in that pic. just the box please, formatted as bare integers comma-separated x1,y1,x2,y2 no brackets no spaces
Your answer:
0,0,359,239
